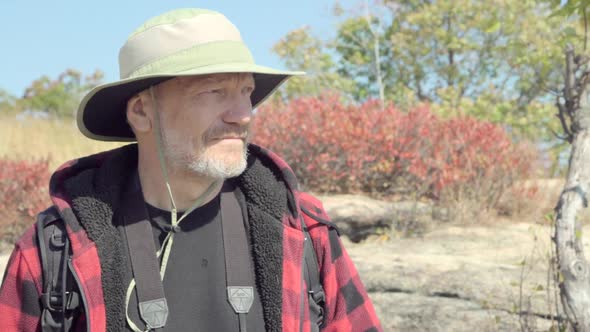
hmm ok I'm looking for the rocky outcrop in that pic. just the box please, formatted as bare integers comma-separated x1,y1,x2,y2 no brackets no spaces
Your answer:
345,222,566,331
319,195,447,241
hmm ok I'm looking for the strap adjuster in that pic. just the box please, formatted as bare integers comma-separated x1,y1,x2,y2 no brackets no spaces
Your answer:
309,288,325,326
50,232,66,248
40,291,80,312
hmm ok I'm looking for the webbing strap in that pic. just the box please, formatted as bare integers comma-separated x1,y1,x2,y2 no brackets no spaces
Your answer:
221,183,255,332
123,170,221,331
37,217,49,294
36,207,81,332
123,177,168,330
301,216,325,331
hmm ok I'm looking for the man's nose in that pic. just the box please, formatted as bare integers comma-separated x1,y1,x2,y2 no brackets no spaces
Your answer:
223,95,252,126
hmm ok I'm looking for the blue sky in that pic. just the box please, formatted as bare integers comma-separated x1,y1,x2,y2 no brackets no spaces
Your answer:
0,0,351,96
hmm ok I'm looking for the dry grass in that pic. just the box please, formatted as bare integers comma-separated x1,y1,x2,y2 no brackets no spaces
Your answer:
0,115,125,171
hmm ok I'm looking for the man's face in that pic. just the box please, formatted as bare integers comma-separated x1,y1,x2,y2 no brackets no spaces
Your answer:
152,73,255,179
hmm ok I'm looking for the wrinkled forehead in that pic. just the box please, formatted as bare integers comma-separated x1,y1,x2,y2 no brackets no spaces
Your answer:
148,73,255,101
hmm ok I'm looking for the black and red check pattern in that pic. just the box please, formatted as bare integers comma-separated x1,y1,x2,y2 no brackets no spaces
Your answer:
299,192,382,331
0,144,382,331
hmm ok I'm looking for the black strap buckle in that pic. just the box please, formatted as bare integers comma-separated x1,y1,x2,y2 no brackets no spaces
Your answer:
309,288,326,325
50,230,66,248
40,291,80,312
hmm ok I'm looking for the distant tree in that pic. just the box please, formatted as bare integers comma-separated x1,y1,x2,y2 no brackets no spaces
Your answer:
332,1,394,105
0,89,17,113
20,69,103,118
272,26,356,101
274,0,581,146
339,0,581,139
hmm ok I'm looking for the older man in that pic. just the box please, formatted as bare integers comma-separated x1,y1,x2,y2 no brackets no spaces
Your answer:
0,8,381,332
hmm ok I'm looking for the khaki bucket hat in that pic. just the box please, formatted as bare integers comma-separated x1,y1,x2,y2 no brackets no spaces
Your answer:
77,8,303,141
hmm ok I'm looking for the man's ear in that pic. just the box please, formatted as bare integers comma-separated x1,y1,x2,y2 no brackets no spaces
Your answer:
126,93,152,133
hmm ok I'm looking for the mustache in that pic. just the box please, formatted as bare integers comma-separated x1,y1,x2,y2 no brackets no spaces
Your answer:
202,124,250,141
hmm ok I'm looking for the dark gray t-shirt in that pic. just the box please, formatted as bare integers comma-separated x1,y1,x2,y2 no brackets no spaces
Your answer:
121,192,265,331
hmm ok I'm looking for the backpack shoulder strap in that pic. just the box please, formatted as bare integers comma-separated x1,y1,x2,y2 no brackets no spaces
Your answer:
298,192,341,330
298,192,340,236
36,206,80,332
300,215,326,331
37,206,61,288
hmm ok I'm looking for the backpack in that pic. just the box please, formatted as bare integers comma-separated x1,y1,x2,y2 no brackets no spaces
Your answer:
35,205,327,331
35,206,81,332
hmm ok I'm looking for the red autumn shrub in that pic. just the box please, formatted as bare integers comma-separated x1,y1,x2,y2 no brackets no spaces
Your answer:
251,94,535,208
0,158,51,244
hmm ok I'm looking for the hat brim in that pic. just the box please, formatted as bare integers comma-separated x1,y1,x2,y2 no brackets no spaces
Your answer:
77,63,304,142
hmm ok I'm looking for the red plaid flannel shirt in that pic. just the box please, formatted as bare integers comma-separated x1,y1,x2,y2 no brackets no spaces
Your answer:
0,146,382,332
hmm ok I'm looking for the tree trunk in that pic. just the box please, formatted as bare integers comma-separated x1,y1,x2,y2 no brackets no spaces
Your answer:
555,47,590,331
364,0,385,110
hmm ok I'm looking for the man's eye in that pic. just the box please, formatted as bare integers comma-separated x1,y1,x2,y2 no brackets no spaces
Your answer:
243,86,255,94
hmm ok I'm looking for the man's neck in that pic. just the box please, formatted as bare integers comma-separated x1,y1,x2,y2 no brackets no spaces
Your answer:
137,154,223,212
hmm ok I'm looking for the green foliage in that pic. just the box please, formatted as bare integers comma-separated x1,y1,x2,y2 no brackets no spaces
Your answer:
548,0,590,18
547,0,590,49
0,89,17,113
20,69,103,118
332,15,395,101
274,0,584,147
357,0,578,140
271,27,356,100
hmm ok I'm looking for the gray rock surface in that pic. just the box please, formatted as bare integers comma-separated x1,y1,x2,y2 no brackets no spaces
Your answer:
0,254,8,274
344,222,567,331
319,195,445,241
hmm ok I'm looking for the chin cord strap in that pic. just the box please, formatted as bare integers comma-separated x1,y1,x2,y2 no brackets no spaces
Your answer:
125,86,221,332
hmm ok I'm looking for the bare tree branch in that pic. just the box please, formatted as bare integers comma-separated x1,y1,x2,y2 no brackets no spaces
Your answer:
585,9,588,51
556,99,574,142
565,46,576,103
364,0,386,109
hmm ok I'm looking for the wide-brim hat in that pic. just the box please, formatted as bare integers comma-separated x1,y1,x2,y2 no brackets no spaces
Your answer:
77,8,303,142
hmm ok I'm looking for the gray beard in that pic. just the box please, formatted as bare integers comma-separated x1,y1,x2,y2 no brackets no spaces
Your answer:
186,146,248,179
159,119,249,180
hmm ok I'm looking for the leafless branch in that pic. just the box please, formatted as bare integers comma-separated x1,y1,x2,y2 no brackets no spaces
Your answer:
574,55,590,67
556,100,574,143
550,127,573,143
565,46,576,103
364,0,386,109
585,9,588,51
544,86,563,97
